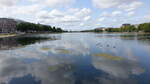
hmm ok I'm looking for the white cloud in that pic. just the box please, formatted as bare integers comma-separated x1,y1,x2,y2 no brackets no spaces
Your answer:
84,16,91,21
45,0,75,7
118,1,143,11
0,0,19,7
80,23,84,26
112,11,122,16
0,4,44,23
127,11,135,16
144,15,150,20
12,5,43,15
0,0,147,30
112,19,117,22
97,10,142,27
92,0,145,27
98,17,105,22
92,0,121,8
61,15,80,22
100,11,122,18
74,8,91,18
27,0,75,7
48,9,64,17
36,10,49,19
100,12,110,17
0,4,92,29
92,0,143,12
36,8,91,27
143,15,150,22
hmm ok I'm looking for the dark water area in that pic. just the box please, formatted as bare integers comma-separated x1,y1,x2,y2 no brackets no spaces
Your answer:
0,33,150,84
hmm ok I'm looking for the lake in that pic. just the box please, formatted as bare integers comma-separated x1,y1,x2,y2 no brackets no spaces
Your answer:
0,33,150,84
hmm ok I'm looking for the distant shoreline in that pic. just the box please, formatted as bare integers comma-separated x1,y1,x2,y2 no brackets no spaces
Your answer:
0,32,149,38
0,32,64,38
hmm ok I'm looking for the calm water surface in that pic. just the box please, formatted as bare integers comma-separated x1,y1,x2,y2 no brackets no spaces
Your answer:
0,33,150,84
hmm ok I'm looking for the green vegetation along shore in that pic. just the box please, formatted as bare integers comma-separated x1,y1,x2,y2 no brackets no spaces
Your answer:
17,22,65,33
0,18,67,35
81,22,150,33
0,33,17,38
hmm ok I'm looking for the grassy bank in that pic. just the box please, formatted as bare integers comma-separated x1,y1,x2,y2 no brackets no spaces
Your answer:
0,33,17,38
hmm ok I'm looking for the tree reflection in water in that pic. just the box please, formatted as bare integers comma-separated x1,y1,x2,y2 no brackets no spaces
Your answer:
0,33,149,84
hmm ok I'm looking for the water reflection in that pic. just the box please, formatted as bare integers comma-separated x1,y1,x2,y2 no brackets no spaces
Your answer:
0,34,59,50
96,33,150,43
0,33,149,84
119,33,150,41
8,75,41,84
92,53,144,78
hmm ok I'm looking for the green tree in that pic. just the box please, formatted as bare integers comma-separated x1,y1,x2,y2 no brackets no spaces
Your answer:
138,23,150,32
17,22,64,33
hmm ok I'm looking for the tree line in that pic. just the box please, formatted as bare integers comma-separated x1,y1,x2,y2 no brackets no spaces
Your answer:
17,22,65,33
105,25,137,32
138,23,150,32
81,29,103,32
93,22,150,32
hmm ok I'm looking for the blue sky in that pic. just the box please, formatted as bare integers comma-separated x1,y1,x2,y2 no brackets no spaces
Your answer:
0,0,150,30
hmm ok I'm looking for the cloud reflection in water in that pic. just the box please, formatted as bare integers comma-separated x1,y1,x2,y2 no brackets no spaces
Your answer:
0,33,147,84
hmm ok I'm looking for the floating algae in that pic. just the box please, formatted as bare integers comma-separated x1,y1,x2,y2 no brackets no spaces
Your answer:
41,47,50,51
0,34,17,38
48,64,67,71
56,49,71,54
132,67,145,75
92,53,123,61
48,66,59,71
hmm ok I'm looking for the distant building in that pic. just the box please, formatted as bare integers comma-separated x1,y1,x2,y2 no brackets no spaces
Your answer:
0,18,17,33
122,24,131,27
95,27,106,32
133,24,139,28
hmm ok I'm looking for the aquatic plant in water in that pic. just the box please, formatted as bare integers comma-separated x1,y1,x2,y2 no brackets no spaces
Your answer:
92,53,123,61
56,49,71,54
